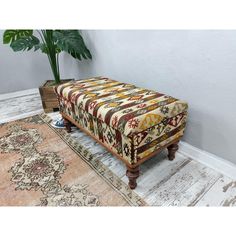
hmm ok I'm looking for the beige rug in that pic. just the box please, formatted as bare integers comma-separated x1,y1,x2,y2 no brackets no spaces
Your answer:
0,114,146,206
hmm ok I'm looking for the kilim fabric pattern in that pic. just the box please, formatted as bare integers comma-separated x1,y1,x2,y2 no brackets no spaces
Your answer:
55,77,188,165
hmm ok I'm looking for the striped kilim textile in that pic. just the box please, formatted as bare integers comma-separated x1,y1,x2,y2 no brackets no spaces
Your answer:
55,77,188,165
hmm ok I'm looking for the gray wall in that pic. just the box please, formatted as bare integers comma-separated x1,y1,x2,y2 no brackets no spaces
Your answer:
0,30,51,93
1,30,236,165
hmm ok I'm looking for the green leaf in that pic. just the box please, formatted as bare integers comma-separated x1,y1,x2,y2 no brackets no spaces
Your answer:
3,30,33,44
34,43,48,53
11,35,40,51
53,30,92,60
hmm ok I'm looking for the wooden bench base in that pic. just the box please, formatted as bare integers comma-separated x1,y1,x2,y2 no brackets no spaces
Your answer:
62,115,180,189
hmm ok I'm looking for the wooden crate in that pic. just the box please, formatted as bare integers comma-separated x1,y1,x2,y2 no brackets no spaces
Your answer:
39,79,73,113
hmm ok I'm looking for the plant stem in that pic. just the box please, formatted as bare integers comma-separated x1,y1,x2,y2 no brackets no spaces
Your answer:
56,53,60,83
41,30,61,84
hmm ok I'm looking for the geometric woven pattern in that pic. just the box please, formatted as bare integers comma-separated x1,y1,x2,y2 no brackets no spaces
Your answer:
55,77,188,165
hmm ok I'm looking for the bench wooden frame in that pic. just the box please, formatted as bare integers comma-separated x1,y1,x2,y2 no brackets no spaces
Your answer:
61,112,180,189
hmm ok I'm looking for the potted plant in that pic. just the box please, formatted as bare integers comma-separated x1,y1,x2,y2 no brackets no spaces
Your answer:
3,30,92,112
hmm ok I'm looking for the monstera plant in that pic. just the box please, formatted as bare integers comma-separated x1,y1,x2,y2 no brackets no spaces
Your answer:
3,30,92,112
3,30,92,84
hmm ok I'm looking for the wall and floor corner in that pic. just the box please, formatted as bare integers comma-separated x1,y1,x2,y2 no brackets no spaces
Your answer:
1,30,236,168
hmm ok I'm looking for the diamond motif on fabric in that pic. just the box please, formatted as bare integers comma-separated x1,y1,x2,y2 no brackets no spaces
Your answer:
0,125,42,153
139,114,163,130
168,113,184,127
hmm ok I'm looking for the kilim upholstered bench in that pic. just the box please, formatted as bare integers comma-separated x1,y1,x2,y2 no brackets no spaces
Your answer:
55,77,188,189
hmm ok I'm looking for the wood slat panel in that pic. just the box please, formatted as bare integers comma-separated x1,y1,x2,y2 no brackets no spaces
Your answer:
144,160,221,206
195,176,236,206
0,93,42,123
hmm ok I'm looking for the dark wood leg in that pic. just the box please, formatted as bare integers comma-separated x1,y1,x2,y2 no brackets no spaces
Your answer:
167,142,179,161
126,165,140,189
63,117,72,133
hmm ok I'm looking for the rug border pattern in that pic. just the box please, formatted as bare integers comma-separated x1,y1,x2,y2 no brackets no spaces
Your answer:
39,113,147,206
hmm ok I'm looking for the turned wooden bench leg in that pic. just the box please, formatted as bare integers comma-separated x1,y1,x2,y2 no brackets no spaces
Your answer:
63,117,72,133
167,141,179,161
126,165,140,189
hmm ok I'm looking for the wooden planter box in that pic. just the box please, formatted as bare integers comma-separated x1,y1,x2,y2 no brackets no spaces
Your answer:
39,79,73,113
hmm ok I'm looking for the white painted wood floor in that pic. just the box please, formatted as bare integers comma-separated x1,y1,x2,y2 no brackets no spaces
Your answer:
1,89,236,206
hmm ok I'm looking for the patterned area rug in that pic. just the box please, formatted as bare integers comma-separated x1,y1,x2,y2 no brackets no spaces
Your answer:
0,114,146,206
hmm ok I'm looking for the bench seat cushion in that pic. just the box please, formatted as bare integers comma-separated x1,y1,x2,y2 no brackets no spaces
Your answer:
55,77,188,165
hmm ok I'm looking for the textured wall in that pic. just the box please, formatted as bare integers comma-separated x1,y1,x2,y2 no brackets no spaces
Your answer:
60,30,236,164
0,30,51,93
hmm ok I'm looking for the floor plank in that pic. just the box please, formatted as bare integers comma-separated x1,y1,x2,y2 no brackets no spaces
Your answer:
195,176,236,206
143,160,221,206
0,92,43,124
